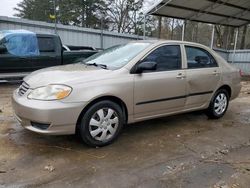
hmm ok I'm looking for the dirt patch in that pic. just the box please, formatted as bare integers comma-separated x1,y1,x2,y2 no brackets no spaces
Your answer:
240,81,250,97
241,75,250,81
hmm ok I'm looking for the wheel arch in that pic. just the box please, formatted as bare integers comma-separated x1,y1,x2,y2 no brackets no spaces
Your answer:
217,85,232,99
76,95,128,132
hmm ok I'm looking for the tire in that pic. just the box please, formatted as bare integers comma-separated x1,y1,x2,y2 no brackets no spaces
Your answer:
78,100,124,147
206,89,229,119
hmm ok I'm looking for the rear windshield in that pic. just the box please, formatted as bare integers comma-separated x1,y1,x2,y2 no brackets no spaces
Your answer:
38,37,56,52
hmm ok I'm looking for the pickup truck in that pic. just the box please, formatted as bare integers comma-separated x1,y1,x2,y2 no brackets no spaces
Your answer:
0,30,97,81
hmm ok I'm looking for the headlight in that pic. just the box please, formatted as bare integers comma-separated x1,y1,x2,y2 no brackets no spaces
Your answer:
28,85,72,101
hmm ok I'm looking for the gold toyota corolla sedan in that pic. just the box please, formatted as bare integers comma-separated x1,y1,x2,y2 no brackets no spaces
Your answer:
12,40,241,146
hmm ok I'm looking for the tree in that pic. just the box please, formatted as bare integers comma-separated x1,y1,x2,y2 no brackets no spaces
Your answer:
240,25,248,49
215,26,235,49
104,0,144,33
14,0,54,22
14,0,146,34
14,0,107,29
57,0,80,25
74,0,107,28
157,16,162,38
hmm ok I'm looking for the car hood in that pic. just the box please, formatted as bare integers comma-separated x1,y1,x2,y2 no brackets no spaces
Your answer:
24,64,113,88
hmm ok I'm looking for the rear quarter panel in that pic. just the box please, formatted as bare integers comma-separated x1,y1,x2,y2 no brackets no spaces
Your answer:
213,52,241,100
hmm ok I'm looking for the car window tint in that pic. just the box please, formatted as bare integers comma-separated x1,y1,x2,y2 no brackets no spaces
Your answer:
185,46,217,68
37,37,55,52
141,45,181,72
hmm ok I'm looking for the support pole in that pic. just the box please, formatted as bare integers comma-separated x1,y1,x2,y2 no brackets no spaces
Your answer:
53,0,57,34
232,27,239,64
182,20,186,41
210,25,215,49
101,18,104,49
143,14,146,40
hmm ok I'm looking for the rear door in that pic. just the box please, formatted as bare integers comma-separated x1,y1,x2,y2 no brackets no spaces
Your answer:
133,44,187,120
31,36,61,70
184,45,221,109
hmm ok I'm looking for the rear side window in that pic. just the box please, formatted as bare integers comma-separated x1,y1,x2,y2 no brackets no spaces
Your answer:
185,46,217,68
142,45,181,72
37,37,55,52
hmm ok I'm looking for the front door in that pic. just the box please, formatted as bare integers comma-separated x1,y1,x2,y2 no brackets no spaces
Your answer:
0,53,33,73
133,44,186,120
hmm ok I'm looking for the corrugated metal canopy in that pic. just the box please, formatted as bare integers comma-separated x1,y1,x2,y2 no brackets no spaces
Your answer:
147,0,250,27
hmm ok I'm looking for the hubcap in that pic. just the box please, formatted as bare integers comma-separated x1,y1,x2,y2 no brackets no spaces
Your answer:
214,93,228,115
89,108,119,141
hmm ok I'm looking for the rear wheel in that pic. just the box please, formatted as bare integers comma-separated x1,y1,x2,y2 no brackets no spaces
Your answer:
78,100,124,147
206,89,229,119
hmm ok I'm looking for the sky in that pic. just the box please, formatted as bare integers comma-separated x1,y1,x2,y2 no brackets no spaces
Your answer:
0,0,22,17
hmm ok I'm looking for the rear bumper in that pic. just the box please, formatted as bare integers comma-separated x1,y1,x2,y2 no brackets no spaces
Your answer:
12,89,86,135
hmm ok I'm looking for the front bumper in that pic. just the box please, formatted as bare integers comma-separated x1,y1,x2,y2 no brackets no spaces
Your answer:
12,89,86,135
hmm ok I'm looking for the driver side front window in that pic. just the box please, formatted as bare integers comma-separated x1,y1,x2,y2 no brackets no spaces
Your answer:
141,45,181,72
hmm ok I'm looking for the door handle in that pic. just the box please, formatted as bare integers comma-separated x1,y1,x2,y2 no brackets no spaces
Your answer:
176,73,186,79
212,70,219,75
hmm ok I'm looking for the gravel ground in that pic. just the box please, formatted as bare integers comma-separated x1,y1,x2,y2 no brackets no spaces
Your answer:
0,81,250,188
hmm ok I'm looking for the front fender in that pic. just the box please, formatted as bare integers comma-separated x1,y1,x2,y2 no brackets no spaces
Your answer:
62,75,134,117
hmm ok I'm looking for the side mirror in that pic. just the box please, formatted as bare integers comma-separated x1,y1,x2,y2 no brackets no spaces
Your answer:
135,61,157,73
195,56,209,64
0,44,7,53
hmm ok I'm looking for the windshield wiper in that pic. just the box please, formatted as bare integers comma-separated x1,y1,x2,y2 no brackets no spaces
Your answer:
85,63,108,69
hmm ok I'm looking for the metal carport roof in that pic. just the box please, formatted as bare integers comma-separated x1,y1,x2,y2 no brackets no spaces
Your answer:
146,0,250,27
143,0,250,63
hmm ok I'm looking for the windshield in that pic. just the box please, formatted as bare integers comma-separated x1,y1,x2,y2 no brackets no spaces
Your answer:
82,42,151,69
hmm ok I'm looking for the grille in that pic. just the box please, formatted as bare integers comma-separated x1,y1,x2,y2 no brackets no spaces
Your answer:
18,82,30,96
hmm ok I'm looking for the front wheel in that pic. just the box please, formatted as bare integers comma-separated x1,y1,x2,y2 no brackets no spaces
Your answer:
206,89,229,119
78,100,124,147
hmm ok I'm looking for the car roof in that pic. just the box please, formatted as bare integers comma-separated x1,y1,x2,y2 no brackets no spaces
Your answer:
130,40,210,49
